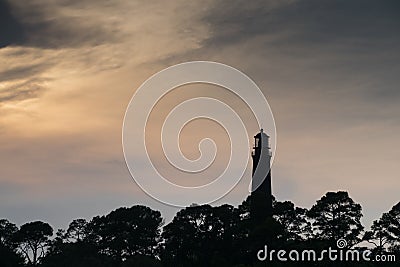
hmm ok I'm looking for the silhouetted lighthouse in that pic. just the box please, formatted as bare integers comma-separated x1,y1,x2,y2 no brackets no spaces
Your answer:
251,129,273,223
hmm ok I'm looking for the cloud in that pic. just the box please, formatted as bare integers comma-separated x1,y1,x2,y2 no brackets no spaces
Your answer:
0,64,51,81
0,0,399,229
2,0,120,49
202,0,400,99
0,46,55,103
205,0,400,46
0,77,48,102
0,0,212,105
0,0,26,48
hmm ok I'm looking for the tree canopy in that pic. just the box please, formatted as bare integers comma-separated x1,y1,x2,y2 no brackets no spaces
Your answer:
307,191,364,247
15,221,53,266
0,193,398,266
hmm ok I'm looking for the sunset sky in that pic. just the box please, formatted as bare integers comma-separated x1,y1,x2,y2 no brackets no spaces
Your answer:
1,0,399,230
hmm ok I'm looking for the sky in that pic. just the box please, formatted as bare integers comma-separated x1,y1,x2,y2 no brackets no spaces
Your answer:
1,0,399,231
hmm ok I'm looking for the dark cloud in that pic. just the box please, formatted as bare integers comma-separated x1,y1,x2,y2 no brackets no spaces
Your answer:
1,0,119,49
0,0,26,48
202,0,400,101
205,0,400,47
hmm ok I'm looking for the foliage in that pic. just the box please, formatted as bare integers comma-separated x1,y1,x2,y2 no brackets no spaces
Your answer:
161,204,241,266
14,221,53,265
307,191,364,246
1,193,398,266
0,219,24,267
364,201,400,252
85,205,163,261
274,200,312,242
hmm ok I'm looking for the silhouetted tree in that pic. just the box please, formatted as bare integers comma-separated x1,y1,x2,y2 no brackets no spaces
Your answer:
85,205,163,263
0,219,18,248
0,244,25,267
43,241,113,267
0,219,24,267
43,219,92,266
66,218,88,242
308,191,363,247
274,200,312,242
46,228,67,255
162,204,243,267
364,217,392,253
43,226,113,267
364,202,400,252
15,221,53,265
1,192,398,267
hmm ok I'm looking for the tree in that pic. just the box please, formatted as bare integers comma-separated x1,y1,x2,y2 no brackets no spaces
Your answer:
363,215,392,253
43,227,113,267
66,218,88,242
15,221,53,265
46,228,67,256
364,202,400,252
273,200,312,242
0,219,24,267
162,204,243,267
86,205,163,262
0,244,25,267
43,240,113,267
384,202,400,247
0,219,18,248
308,191,363,247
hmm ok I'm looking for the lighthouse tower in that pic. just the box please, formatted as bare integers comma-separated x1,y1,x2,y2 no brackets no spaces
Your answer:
251,129,273,223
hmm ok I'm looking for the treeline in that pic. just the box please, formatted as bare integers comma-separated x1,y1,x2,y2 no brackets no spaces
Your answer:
0,191,399,267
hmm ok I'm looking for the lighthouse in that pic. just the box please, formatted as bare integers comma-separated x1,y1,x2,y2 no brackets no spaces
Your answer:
251,129,273,223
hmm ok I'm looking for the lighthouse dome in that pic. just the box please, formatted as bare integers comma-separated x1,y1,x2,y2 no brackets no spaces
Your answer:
254,129,270,149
